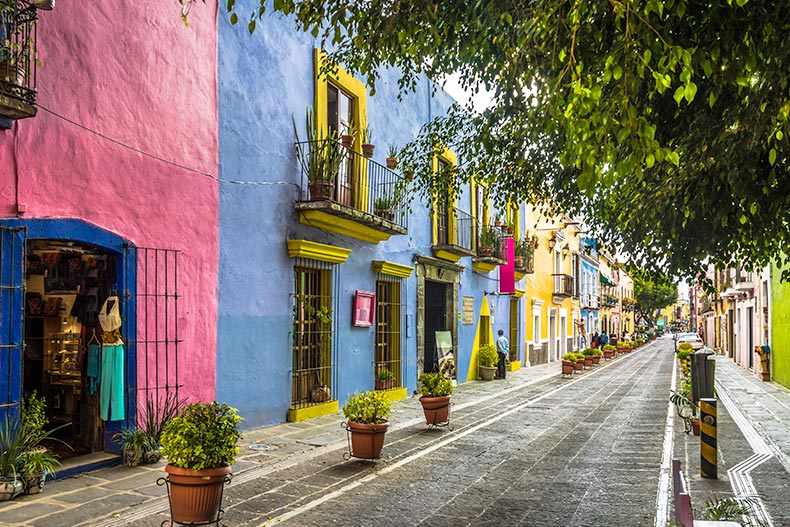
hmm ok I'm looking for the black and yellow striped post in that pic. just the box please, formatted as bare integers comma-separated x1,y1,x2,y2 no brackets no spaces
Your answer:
700,398,717,479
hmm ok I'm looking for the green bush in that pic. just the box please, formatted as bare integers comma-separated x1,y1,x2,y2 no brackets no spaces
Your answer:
678,342,694,353
160,402,243,471
419,373,454,397
591,348,603,356
677,348,693,361
342,391,391,424
477,344,499,367
562,352,577,362
581,348,595,356
603,344,616,351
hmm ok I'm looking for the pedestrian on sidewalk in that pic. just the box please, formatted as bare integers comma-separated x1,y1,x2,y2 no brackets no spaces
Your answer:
599,331,608,348
496,329,509,380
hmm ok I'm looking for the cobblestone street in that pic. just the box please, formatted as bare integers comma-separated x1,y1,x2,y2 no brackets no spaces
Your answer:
3,337,790,526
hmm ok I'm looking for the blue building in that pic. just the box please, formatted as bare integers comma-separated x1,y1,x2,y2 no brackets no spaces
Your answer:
578,238,600,349
215,13,533,428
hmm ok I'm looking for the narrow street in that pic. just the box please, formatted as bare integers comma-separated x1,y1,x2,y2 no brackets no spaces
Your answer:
7,338,790,527
189,342,674,527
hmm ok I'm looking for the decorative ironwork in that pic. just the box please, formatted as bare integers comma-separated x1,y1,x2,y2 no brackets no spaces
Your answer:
374,276,403,390
552,273,575,298
295,140,409,230
0,0,37,113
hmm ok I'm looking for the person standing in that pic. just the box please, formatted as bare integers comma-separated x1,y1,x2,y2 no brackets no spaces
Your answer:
496,329,509,380
599,330,609,349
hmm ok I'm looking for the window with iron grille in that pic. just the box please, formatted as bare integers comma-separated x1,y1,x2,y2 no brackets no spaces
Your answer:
292,260,336,408
375,276,402,389
435,159,451,245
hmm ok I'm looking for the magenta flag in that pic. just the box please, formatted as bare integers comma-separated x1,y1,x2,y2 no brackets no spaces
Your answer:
500,237,515,294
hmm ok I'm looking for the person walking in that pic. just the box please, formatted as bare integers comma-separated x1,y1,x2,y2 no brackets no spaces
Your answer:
591,332,599,348
599,331,609,348
496,329,509,380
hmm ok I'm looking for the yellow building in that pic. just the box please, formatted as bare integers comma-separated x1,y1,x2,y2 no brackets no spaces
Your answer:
598,250,618,337
523,208,581,364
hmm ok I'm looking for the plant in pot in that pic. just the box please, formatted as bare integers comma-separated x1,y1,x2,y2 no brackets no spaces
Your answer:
478,225,499,258
418,372,454,426
375,367,395,391
477,344,499,381
293,108,345,201
160,402,243,525
342,390,391,459
386,144,399,169
670,377,699,435
590,347,603,364
18,390,69,495
340,123,357,149
0,417,24,501
360,125,374,158
580,348,594,368
602,344,616,359
373,196,394,221
116,392,185,466
513,238,535,270
561,353,577,376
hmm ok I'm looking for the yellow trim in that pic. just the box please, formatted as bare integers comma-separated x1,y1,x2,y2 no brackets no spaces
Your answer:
509,361,521,372
313,49,368,209
514,288,526,298
467,294,495,381
288,400,339,422
381,387,407,402
480,295,491,317
472,260,498,273
299,211,393,243
372,260,414,278
433,249,462,263
287,239,352,263
514,270,526,281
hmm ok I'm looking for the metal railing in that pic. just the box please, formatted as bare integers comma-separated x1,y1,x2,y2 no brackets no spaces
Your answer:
0,0,36,105
295,140,409,230
476,221,507,260
552,273,575,297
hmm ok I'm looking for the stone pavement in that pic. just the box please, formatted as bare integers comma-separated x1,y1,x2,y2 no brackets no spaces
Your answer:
0,361,560,527
2,347,790,526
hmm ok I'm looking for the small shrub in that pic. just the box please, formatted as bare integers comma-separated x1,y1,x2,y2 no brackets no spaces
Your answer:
603,344,616,351
591,348,603,356
419,373,454,397
160,402,243,471
377,368,395,381
477,344,499,368
342,391,391,424
562,353,577,362
581,348,595,356
677,349,693,361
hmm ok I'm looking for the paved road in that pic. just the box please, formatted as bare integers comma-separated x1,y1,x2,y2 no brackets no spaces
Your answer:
194,342,674,527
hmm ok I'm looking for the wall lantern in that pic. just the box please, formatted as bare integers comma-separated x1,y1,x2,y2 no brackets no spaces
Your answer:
562,244,570,259
547,236,556,252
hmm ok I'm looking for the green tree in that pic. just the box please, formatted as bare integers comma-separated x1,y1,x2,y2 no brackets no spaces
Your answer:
631,269,678,327
188,0,790,278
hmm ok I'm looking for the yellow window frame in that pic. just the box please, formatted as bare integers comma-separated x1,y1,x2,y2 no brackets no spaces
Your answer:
431,147,458,245
313,49,369,210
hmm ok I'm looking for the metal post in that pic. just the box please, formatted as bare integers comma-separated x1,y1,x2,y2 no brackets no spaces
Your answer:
700,398,717,479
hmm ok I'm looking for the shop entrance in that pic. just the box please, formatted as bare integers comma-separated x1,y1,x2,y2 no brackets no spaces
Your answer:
23,240,120,459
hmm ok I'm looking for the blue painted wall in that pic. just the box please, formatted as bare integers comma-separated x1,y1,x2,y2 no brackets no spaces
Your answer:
216,8,526,429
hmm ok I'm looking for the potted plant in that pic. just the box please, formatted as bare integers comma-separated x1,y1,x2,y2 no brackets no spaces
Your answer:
602,344,616,359
590,347,603,364
293,108,345,201
580,348,595,368
18,391,69,495
477,344,499,381
160,402,243,525
116,392,184,466
418,372,454,426
574,353,585,371
513,238,535,270
386,144,398,169
340,123,356,149
561,353,576,376
375,367,395,390
373,196,394,221
360,125,374,158
115,428,155,467
342,391,391,459
0,417,24,501
17,448,59,495
478,225,499,257
670,377,700,435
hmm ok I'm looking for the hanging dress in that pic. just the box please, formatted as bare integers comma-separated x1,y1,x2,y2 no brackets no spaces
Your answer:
98,296,124,421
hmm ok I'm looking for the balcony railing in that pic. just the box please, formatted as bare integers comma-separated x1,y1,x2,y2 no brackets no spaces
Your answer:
0,0,37,119
580,293,599,309
433,206,476,259
552,273,575,299
294,140,409,233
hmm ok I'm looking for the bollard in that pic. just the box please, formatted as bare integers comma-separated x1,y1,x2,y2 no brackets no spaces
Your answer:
699,398,717,479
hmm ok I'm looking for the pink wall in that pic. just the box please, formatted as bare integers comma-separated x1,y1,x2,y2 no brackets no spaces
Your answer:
0,3,219,402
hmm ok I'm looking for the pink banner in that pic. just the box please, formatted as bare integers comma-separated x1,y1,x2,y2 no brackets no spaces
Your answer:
500,237,515,294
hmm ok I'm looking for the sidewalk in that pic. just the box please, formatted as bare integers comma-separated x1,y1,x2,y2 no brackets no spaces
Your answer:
0,361,559,527
679,355,790,526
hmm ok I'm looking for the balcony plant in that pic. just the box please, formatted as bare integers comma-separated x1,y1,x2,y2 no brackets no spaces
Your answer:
477,344,499,381
373,196,394,221
293,108,345,200
478,225,499,257
375,367,395,391
514,238,535,270
340,123,356,149
342,391,391,459
360,124,374,158
418,372,454,426
160,402,243,525
386,144,398,169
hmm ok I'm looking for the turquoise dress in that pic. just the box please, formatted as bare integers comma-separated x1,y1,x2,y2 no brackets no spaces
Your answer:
100,343,124,421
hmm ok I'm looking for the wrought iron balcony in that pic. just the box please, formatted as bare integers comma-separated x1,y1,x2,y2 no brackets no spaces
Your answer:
580,293,599,310
0,0,37,119
432,206,476,260
515,251,534,274
552,273,575,300
294,140,408,242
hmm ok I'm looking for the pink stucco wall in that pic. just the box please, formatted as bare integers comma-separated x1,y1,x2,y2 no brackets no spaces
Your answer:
0,3,219,402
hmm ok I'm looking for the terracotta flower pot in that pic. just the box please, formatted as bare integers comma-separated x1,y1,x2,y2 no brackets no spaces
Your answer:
573,361,583,371
583,357,593,368
691,419,701,436
420,395,451,425
164,464,232,524
308,180,334,201
375,378,395,391
386,157,397,169
341,135,354,149
591,355,601,365
347,421,388,459
361,143,375,158
561,360,575,376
